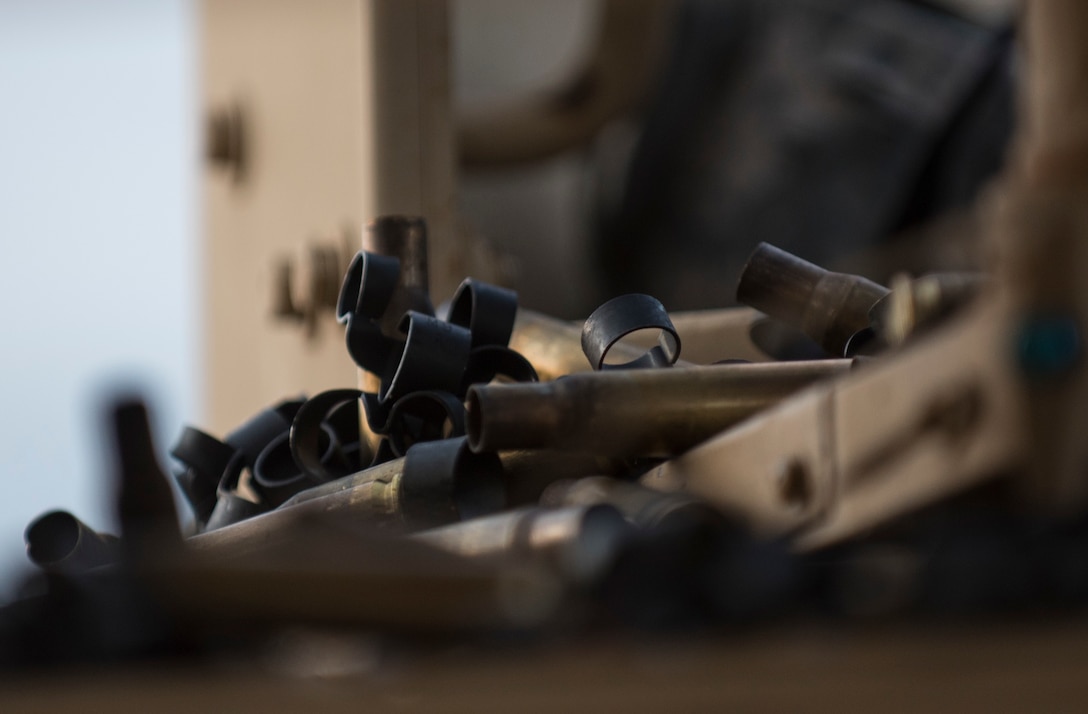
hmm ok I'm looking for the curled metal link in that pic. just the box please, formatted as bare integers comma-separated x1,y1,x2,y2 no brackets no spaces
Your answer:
224,397,305,469
323,398,370,474
253,424,341,507
289,389,364,483
581,294,681,370
170,426,236,524
337,251,402,372
400,437,505,525
386,390,468,458
447,278,518,349
203,454,263,531
460,345,539,394
378,312,472,404
336,254,534,458
171,398,303,529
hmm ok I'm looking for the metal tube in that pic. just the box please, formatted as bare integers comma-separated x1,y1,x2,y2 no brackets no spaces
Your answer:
24,511,120,575
737,243,889,356
468,360,851,456
280,456,403,509
187,438,504,556
413,505,632,585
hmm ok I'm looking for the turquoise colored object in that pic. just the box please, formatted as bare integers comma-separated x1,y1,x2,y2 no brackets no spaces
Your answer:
1016,315,1082,378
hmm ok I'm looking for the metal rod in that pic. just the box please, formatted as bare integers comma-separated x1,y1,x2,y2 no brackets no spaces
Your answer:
468,360,850,457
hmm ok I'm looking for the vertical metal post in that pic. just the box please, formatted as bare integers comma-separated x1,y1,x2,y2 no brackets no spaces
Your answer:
358,0,459,300
993,0,1088,512
1020,0,1088,187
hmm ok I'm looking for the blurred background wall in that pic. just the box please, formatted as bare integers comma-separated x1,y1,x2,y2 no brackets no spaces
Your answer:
455,0,600,318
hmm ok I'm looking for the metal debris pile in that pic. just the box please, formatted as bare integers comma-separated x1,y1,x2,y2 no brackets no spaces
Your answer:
5,219,1088,670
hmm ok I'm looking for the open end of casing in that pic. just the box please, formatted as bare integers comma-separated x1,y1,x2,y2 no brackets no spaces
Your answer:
25,510,82,566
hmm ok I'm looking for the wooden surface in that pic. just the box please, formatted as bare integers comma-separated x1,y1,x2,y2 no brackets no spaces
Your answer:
4,621,1088,712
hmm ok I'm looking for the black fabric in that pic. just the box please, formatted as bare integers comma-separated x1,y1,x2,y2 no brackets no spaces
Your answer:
595,0,1015,309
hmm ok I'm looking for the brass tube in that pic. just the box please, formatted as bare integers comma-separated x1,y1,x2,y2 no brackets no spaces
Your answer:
413,505,631,585
641,307,766,364
737,243,889,356
188,439,504,557
280,457,404,511
508,309,610,381
468,360,850,457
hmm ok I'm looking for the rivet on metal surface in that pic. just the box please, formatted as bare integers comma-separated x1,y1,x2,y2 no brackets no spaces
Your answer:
777,460,812,511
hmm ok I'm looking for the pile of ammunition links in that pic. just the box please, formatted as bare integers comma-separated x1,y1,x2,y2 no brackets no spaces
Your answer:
6,217,1088,667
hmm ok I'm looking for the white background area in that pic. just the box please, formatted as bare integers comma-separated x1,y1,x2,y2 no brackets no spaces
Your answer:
0,0,198,598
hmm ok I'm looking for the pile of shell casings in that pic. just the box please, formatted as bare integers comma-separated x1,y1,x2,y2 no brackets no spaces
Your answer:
16,219,997,665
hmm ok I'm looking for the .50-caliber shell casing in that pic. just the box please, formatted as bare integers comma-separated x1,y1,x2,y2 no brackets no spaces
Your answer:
736,242,889,356
467,360,850,457
187,437,504,557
